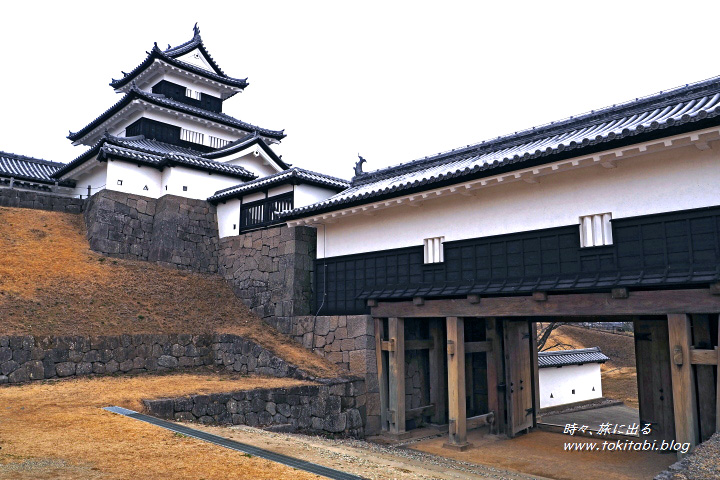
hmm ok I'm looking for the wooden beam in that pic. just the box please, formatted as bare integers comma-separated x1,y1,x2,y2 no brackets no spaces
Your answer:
367,299,378,307
413,296,425,306
667,314,699,458
372,289,720,318
465,340,492,354
374,318,389,432
444,317,471,451
690,348,718,365
467,294,481,304
532,291,547,302
611,287,629,299
388,317,406,435
429,319,447,425
467,412,494,430
406,404,436,420
381,340,396,352
406,339,433,351
710,282,720,295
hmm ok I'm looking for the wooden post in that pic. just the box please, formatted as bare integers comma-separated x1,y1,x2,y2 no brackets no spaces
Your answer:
717,314,720,434
444,316,471,450
485,318,499,434
529,320,540,427
667,314,699,457
429,318,447,424
388,317,406,436
691,314,716,440
374,317,389,432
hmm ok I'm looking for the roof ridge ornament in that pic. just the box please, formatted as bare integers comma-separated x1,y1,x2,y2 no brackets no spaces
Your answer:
193,22,201,37
354,155,367,177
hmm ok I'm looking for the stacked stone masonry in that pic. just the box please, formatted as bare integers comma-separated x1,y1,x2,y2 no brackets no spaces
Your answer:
0,188,84,213
0,333,313,384
84,190,220,273
144,378,366,438
277,315,381,434
217,225,316,319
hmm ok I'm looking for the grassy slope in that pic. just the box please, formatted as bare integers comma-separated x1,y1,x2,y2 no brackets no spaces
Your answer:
544,324,638,408
0,206,336,377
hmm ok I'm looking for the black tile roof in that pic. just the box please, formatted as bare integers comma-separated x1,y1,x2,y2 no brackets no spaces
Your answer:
68,86,286,143
110,27,248,91
0,151,71,186
356,265,720,301
285,74,720,220
538,347,609,368
208,167,350,203
201,133,291,170
53,135,256,181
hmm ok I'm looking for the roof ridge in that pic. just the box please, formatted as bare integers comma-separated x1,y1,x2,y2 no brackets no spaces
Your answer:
354,74,720,184
538,347,602,356
0,150,65,167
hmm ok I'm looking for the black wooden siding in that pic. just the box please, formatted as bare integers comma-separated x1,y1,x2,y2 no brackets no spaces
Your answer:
315,206,720,315
125,118,213,153
240,192,294,231
152,80,223,113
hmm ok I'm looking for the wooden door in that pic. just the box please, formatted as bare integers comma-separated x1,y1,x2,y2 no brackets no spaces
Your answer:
503,320,534,436
634,318,675,442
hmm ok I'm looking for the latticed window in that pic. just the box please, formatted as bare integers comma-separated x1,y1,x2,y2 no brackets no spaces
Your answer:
180,128,204,145
579,213,613,247
240,193,294,230
423,236,444,263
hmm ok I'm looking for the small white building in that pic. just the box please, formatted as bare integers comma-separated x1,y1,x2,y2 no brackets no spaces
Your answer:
538,347,609,409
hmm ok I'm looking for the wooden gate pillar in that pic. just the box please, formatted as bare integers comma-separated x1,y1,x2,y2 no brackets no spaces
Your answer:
387,317,406,436
444,316,471,450
374,317,389,432
667,314,699,457
429,318,447,424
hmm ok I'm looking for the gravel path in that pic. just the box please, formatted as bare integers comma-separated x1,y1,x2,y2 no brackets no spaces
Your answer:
654,433,720,480
194,423,548,480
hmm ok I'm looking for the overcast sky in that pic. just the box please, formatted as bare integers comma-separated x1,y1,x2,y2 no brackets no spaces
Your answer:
2,1,719,179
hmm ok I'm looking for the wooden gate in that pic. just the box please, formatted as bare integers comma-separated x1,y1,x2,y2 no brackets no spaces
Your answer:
634,318,675,442
503,320,534,436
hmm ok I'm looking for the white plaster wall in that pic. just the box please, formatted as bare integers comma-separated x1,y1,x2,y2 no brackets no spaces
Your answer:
317,146,720,258
224,151,283,177
106,160,162,198
269,184,293,196
217,198,241,238
142,110,239,144
539,363,603,409
241,191,266,204
295,184,339,209
161,166,240,200
72,161,107,198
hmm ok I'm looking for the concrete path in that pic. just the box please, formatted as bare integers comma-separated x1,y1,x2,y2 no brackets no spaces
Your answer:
540,405,640,432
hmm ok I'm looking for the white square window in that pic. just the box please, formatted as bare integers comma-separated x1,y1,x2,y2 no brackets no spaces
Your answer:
423,236,445,263
579,213,613,247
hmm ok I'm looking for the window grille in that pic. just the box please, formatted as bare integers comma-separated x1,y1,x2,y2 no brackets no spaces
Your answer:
579,213,613,247
180,128,204,145
240,193,294,230
423,236,444,263
209,136,231,149
185,88,201,100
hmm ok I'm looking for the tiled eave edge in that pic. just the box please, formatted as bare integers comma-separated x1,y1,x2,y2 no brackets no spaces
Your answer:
71,99,275,148
113,59,245,99
286,127,720,227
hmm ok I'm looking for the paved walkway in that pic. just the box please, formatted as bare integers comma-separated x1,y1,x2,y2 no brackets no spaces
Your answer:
540,405,640,432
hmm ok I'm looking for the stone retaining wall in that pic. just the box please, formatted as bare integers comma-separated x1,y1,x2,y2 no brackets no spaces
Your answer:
144,378,366,438
0,187,84,213
84,191,219,273
217,225,316,319
0,333,312,384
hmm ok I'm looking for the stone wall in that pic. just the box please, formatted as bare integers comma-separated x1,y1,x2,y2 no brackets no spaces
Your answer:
0,187,84,213
83,190,219,273
0,333,313,384
217,225,316,319
282,315,381,434
144,378,366,438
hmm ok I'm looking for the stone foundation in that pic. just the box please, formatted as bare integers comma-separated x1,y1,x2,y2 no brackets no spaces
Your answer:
0,187,84,213
144,378,366,438
0,333,313,384
217,225,316,319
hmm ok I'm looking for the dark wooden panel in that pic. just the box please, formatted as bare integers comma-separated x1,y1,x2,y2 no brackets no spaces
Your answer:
691,314,717,441
152,80,223,112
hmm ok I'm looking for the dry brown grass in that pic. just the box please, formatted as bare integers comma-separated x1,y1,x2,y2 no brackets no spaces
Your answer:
545,325,639,408
0,373,320,479
0,207,337,377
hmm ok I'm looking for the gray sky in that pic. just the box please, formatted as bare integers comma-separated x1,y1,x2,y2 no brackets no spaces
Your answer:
2,1,719,179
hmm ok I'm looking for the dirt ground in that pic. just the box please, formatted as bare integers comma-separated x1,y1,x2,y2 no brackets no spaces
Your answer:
411,429,675,480
544,325,638,408
0,372,316,480
0,206,336,377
